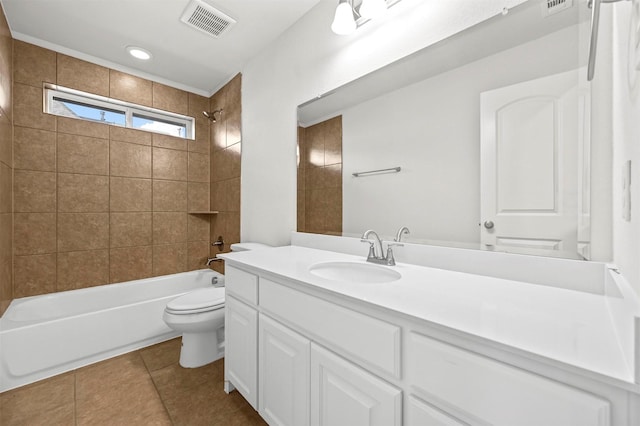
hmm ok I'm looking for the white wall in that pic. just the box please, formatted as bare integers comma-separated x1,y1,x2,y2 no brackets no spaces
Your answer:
610,0,640,295
240,0,527,246
588,4,614,264
341,25,581,244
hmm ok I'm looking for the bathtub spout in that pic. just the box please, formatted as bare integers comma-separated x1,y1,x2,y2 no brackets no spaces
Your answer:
206,257,222,266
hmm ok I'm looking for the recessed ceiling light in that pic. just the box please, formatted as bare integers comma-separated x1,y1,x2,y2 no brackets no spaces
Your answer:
126,46,152,61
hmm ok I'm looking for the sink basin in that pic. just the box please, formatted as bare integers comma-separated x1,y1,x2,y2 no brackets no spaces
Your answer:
308,261,401,284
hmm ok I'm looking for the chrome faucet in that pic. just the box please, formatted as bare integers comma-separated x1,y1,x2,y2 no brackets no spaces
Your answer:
206,257,221,266
361,229,383,259
360,229,402,266
395,226,410,242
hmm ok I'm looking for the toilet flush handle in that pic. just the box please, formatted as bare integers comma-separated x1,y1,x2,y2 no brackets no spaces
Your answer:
211,276,224,287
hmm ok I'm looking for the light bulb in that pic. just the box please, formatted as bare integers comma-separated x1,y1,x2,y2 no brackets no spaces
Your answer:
359,0,387,20
126,46,152,61
331,1,356,35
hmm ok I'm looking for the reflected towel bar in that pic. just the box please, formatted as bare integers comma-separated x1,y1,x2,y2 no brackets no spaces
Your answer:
352,166,401,177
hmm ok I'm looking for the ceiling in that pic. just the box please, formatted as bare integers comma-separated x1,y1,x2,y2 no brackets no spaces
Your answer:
0,0,322,96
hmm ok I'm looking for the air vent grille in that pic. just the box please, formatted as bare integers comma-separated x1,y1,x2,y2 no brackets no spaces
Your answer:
180,0,236,38
543,0,573,17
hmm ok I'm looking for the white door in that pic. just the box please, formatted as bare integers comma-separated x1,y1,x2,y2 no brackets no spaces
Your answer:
259,314,310,426
480,69,585,258
310,343,401,426
225,295,258,409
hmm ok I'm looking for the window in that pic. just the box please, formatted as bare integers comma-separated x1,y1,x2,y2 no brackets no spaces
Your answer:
44,85,194,139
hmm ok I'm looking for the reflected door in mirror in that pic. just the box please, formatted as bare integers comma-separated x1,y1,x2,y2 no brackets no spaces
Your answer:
480,69,583,259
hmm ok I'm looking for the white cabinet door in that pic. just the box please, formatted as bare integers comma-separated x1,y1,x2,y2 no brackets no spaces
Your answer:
259,314,310,426
225,295,258,409
310,343,401,426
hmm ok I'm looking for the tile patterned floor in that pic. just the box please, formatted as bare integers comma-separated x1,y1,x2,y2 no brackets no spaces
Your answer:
0,338,267,426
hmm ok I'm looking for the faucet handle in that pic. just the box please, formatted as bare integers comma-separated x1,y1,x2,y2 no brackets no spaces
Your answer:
394,226,410,242
360,239,376,259
385,244,397,266
385,242,404,266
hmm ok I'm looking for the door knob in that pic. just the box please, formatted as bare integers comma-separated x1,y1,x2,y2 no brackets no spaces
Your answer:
483,220,495,229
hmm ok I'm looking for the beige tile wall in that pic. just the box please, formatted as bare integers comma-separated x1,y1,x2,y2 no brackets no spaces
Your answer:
0,5,12,315
297,126,306,232
209,74,242,274
297,116,343,236
11,40,212,298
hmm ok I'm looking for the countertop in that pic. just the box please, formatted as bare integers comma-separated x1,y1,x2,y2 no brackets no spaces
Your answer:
220,245,634,385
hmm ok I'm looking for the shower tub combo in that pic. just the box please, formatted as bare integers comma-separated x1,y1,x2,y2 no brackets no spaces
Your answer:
0,269,222,393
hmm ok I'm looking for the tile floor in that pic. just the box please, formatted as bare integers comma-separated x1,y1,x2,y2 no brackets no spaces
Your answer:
0,338,267,425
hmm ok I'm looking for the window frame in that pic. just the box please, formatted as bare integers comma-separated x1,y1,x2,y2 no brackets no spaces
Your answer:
44,84,195,140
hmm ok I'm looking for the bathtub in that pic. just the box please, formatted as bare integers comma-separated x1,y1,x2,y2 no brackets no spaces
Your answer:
0,269,222,393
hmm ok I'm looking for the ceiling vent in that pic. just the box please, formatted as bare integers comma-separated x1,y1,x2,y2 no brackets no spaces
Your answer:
542,0,573,17
180,0,237,38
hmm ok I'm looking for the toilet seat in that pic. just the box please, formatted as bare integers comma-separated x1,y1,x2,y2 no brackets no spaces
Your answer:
165,287,225,315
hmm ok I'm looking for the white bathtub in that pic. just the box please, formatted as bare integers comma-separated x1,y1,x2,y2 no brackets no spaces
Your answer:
0,269,222,393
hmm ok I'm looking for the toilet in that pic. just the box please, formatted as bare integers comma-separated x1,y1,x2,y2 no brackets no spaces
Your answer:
163,242,271,368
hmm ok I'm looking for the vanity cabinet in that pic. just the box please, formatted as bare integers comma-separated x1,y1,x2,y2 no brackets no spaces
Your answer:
224,263,630,426
225,265,402,426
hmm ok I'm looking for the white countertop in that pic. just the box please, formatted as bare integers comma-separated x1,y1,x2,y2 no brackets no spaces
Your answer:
221,245,634,385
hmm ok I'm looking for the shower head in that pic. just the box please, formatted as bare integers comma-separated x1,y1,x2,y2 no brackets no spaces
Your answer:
203,109,223,122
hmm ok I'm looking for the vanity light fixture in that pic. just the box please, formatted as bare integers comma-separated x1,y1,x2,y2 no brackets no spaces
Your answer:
331,0,357,35
126,46,152,61
331,0,401,35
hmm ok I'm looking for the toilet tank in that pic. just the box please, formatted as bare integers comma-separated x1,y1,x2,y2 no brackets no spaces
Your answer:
230,242,272,252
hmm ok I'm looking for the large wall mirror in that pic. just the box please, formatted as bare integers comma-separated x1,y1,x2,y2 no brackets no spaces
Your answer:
297,0,596,260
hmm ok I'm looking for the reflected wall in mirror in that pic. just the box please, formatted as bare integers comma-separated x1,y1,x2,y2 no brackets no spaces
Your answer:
297,0,595,260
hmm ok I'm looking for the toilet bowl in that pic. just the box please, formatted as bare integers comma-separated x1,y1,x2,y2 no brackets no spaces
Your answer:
163,286,226,368
163,242,272,368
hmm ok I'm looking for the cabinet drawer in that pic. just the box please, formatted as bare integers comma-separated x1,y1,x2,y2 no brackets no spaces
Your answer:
407,395,467,426
226,265,258,305
260,278,401,378
407,332,610,426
